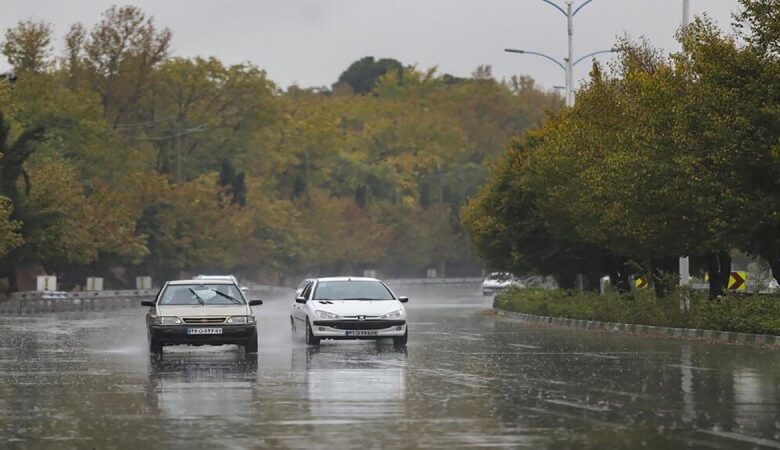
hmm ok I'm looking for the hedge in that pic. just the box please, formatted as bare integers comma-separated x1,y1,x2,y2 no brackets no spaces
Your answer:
494,288,780,336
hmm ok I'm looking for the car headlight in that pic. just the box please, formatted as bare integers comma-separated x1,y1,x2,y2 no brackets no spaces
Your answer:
381,309,405,319
226,316,255,324
159,316,181,325
315,310,341,319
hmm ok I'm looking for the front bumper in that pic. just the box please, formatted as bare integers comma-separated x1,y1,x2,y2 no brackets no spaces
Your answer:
311,319,406,339
149,324,256,346
482,286,509,295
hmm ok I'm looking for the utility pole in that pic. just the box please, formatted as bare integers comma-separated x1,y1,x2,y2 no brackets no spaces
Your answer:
682,0,690,27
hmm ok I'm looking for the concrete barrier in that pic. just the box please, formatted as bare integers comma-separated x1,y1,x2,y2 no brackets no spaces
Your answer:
495,308,780,346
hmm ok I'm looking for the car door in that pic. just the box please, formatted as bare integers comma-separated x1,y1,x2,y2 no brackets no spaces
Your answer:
293,281,313,322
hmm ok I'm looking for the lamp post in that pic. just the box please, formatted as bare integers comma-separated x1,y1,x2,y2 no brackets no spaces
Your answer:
504,48,614,106
542,0,597,106
505,0,609,106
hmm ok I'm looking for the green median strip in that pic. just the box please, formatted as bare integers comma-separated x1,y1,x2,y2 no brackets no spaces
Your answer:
494,288,780,344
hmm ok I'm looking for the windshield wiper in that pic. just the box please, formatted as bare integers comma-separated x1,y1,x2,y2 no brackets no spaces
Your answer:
341,297,377,300
188,287,206,305
210,289,242,304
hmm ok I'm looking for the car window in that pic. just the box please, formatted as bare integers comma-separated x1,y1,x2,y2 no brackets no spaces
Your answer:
159,284,244,305
301,282,313,299
313,280,394,300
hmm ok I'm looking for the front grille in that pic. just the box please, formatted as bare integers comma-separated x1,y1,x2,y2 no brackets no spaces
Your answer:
182,317,226,324
313,319,405,330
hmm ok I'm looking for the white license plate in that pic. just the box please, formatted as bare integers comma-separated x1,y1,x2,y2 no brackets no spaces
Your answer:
187,328,223,335
346,330,378,336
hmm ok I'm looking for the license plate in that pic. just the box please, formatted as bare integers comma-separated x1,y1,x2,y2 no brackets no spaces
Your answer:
186,328,223,335
346,330,378,336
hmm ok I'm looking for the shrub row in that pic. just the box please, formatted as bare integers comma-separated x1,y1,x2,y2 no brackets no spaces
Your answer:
494,288,780,336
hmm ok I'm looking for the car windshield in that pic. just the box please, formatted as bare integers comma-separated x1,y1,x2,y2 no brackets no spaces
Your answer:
159,284,244,305
313,280,394,300
487,272,513,281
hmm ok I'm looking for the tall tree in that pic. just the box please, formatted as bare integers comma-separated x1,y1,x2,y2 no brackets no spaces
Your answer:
2,20,53,73
336,56,403,94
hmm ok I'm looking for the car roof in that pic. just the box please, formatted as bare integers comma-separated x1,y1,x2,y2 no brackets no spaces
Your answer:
166,279,236,285
195,274,237,281
313,277,380,282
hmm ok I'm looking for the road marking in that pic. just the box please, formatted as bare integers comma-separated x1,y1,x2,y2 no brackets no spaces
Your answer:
509,344,541,349
573,352,620,360
667,364,715,371
542,399,613,412
697,430,780,448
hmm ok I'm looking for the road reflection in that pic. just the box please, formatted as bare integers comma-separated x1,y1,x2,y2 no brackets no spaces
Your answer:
295,343,407,421
147,352,257,418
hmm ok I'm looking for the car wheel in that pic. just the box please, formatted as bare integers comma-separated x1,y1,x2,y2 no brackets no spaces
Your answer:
149,335,163,354
245,329,258,353
393,329,408,347
305,317,320,346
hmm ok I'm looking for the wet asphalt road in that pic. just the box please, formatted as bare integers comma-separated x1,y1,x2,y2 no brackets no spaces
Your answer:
2,284,780,449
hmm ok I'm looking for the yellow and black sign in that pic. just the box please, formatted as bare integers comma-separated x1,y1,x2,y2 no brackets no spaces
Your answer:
728,271,747,291
634,276,649,289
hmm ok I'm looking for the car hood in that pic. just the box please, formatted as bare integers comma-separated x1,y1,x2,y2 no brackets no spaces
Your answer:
309,300,403,317
157,305,251,317
483,279,514,287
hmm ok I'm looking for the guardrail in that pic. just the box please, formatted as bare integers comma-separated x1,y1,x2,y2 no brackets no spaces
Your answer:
0,284,292,316
0,295,145,315
10,289,158,301
385,277,483,286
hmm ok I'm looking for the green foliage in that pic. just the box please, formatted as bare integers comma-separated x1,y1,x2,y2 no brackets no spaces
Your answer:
336,56,403,95
2,20,53,73
0,197,22,258
463,5,780,296
0,5,562,288
496,288,780,336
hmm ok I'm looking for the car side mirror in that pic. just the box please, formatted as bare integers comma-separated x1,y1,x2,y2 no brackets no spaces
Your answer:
398,296,409,303
141,300,155,307
295,296,307,304
249,299,263,306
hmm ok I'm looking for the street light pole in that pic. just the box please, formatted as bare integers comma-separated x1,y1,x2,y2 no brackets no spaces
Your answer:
682,0,690,27
504,47,613,105
566,2,574,106
533,0,598,106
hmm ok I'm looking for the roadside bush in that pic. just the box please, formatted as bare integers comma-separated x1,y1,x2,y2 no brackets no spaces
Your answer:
495,288,780,335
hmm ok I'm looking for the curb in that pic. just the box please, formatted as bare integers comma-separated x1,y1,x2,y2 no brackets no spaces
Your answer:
494,308,780,346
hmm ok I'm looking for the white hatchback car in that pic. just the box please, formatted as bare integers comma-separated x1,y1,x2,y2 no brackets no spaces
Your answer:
291,277,409,347
482,272,525,296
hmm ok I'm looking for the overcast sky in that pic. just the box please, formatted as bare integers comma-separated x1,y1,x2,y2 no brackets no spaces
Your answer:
2,0,741,91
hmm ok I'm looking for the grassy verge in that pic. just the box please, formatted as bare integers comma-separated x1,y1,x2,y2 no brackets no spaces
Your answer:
494,288,780,336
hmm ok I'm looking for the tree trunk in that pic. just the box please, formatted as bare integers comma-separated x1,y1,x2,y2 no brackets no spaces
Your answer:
557,271,577,290
706,250,731,299
651,256,678,298
768,257,780,287
610,259,632,293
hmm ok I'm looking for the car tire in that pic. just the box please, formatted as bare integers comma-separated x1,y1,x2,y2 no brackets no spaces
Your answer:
149,335,162,354
305,317,320,346
245,329,258,353
393,329,408,347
